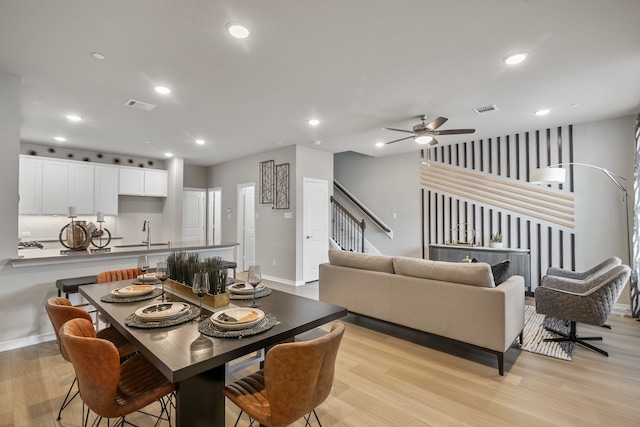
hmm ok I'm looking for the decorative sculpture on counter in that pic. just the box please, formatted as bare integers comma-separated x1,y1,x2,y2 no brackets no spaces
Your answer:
90,211,112,252
59,208,111,253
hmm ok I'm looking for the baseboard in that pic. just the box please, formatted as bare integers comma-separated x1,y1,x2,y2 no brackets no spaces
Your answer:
262,274,304,286
0,331,56,353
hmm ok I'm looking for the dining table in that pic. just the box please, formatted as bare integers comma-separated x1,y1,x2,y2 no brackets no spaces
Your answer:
79,279,347,427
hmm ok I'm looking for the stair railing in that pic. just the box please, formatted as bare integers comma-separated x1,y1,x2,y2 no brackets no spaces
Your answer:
330,195,366,252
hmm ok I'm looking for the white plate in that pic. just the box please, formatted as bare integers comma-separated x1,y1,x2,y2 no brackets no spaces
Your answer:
111,284,155,297
227,282,265,295
137,273,157,282
210,308,265,330
135,302,190,321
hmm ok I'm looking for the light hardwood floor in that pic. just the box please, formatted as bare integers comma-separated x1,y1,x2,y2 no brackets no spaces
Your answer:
2,281,640,427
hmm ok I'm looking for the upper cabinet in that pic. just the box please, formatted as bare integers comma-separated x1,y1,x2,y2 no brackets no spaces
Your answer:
41,159,70,215
19,156,164,215
118,167,145,196
119,167,168,197
94,165,119,216
144,170,168,197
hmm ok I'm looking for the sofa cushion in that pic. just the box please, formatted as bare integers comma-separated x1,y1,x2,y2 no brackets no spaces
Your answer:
393,257,495,287
328,250,395,274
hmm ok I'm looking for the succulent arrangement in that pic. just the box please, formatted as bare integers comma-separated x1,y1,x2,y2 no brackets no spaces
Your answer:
166,251,228,294
490,233,503,243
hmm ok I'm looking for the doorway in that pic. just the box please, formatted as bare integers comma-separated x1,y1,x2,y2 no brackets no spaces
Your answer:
237,183,256,271
303,178,329,282
182,188,206,242
207,188,221,245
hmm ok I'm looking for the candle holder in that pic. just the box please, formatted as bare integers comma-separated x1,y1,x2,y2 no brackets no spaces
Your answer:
90,218,112,253
59,215,90,253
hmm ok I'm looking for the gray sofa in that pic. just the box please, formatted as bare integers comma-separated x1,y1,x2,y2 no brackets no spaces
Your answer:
319,250,525,375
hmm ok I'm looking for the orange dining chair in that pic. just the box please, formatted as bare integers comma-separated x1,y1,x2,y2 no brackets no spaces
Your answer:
60,317,174,427
96,268,143,283
223,322,345,427
45,297,137,421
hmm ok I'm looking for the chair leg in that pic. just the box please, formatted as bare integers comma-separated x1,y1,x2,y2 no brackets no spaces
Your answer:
544,321,609,356
57,376,79,420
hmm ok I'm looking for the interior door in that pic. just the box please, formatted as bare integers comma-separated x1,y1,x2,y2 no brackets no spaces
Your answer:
237,183,256,271
303,178,329,282
182,189,206,242
207,188,222,245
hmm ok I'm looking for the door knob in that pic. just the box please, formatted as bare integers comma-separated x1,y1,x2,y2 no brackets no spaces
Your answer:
306,235,312,239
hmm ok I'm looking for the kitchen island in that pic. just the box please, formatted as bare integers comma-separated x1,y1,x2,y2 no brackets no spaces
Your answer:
11,241,238,267
0,241,238,352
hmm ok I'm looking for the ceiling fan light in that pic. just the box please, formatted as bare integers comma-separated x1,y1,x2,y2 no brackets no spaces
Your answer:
414,134,433,145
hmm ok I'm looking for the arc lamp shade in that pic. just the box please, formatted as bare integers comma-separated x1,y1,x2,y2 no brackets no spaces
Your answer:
530,167,566,184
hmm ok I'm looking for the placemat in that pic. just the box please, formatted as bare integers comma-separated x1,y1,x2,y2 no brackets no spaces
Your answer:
124,304,198,328
100,288,164,303
198,313,277,338
228,287,272,300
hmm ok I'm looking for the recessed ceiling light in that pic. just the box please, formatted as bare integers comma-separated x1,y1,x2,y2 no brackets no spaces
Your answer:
164,152,173,158
195,139,205,145
226,22,252,39
66,114,82,122
313,140,322,145
375,142,384,148
503,51,528,65
535,109,551,116
154,86,171,95
144,141,151,144
91,52,105,60
54,136,66,142
308,119,320,126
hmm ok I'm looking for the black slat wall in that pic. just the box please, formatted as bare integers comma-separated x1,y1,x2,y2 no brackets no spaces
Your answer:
422,125,576,291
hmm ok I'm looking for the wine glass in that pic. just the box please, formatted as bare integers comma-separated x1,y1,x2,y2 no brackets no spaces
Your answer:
156,261,168,301
192,272,210,321
137,255,149,279
247,265,262,308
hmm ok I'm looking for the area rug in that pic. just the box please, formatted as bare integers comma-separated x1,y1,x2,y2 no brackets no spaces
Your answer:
512,305,574,361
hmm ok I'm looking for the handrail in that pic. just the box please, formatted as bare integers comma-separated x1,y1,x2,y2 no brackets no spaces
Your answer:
330,196,364,227
334,181,391,233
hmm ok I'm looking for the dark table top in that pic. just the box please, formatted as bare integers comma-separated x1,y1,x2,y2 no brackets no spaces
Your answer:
80,281,347,383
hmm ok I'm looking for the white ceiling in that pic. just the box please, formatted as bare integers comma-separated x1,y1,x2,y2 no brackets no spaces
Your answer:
1,0,639,166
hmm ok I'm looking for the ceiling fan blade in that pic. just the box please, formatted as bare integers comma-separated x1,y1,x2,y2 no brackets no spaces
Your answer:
433,128,476,135
429,137,439,146
425,117,448,131
385,136,413,145
383,127,415,134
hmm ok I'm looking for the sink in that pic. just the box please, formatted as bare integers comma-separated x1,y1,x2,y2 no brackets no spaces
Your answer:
114,243,170,248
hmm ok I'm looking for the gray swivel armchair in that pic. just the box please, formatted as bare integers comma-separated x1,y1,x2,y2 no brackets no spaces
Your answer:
545,256,621,281
535,264,630,356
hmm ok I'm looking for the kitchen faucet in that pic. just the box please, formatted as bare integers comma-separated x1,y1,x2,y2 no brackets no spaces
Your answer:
142,220,150,250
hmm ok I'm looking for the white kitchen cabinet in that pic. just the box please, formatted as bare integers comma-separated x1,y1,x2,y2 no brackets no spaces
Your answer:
41,159,69,215
118,167,145,196
94,165,119,215
68,162,95,215
118,167,168,197
18,156,42,215
144,169,168,197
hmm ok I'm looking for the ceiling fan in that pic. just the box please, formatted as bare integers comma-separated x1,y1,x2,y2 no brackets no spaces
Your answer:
384,115,475,146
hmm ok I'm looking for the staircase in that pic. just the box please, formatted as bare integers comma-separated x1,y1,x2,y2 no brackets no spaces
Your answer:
330,195,365,252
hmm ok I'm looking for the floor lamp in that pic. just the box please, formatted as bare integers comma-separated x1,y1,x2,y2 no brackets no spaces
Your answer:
531,162,635,316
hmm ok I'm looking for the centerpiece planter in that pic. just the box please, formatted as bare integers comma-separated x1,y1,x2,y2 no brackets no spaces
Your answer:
166,251,231,308
164,279,230,308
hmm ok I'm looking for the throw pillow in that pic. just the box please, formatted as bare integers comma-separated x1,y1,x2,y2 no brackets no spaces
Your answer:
470,258,510,285
491,259,510,285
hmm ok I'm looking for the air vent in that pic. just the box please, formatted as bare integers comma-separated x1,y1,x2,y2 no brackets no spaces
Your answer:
124,99,157,111
473,104,499,116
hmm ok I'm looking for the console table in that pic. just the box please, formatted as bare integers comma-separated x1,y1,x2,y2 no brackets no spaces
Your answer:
429,244,531,292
